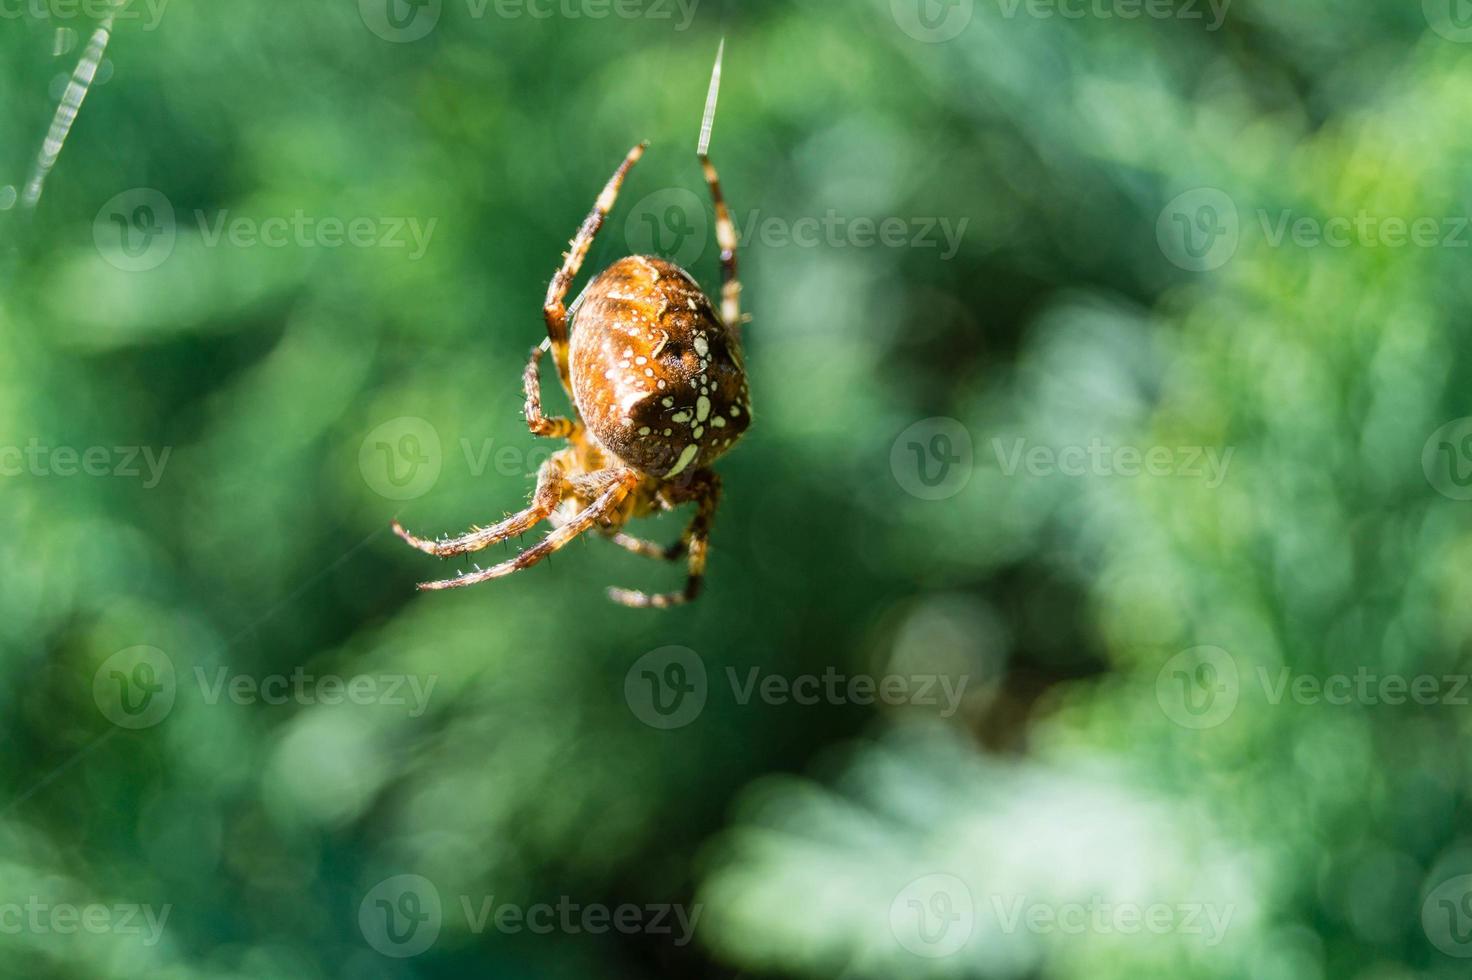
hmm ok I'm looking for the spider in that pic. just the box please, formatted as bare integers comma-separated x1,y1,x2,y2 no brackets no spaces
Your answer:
392,44,749,608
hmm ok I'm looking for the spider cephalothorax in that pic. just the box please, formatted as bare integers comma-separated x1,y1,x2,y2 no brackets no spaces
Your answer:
392,46,747,608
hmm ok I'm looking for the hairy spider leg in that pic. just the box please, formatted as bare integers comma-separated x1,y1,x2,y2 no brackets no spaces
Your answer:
607,531,688,560
416,471,640,591
607,471,720,608
523,343,580,439
392,456,568,557
543,141,647,394
698,154,741,332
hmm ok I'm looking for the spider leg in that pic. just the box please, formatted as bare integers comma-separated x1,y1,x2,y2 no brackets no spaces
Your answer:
523,344,580,439
417,471,639,591
698,154,740,332
607,472,720,608
543,142,647,394
697,41,740,331
606,531,687,561
392,457,566,557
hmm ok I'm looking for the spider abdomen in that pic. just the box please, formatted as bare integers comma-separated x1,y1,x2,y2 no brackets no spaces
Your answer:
569,254,751,478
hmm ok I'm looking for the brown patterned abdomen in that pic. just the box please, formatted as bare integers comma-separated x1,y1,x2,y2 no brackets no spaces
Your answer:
569,255,751,478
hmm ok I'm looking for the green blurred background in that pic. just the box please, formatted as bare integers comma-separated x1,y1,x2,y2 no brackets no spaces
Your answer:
4,0,1472,976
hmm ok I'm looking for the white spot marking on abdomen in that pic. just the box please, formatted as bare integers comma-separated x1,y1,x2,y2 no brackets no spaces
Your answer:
666,443,699,478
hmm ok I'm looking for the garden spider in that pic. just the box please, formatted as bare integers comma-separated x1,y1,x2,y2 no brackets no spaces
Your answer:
392,44,749,608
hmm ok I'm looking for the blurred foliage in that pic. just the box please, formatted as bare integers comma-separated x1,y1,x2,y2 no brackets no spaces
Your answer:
2,0,1472,977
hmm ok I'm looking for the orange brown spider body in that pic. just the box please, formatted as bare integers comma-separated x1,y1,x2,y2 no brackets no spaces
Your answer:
570,254,750,479
391,44,746,608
